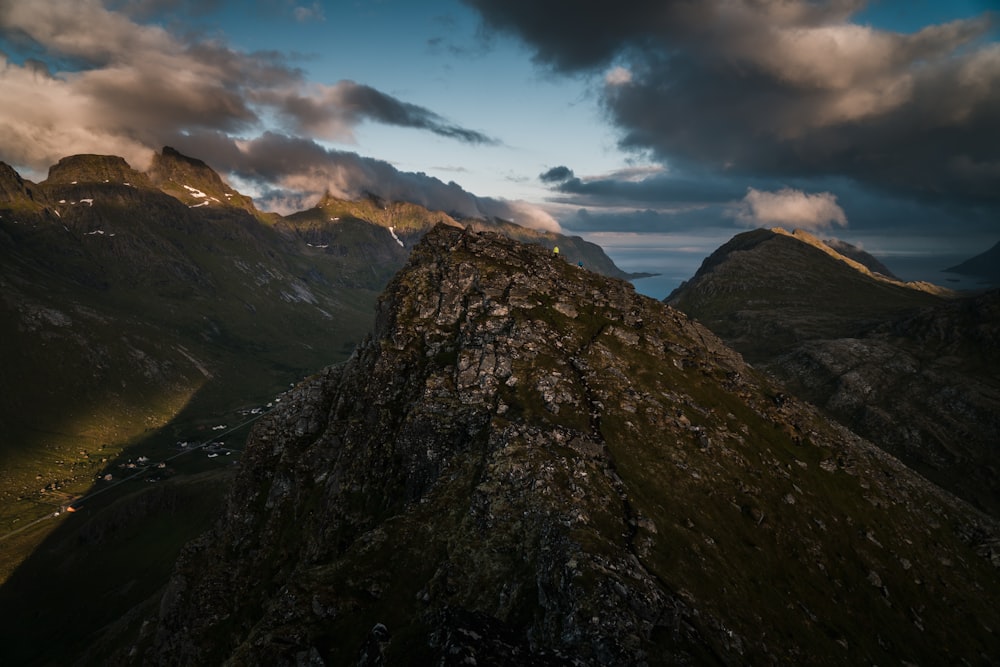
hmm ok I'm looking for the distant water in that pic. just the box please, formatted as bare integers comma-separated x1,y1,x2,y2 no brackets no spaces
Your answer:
613,248,998,301
606,248,708,301
872,253,998,293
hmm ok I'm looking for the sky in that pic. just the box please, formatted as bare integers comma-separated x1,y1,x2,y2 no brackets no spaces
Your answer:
1,0,999,295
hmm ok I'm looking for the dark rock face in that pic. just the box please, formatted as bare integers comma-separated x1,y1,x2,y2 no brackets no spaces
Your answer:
140,226,1000,666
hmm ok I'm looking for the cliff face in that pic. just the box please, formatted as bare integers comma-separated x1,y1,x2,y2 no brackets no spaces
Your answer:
138,225,1000,666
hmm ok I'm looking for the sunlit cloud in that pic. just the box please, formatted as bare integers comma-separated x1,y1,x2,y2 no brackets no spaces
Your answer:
735,187,848,231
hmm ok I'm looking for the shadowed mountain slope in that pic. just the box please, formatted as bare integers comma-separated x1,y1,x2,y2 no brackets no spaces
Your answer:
114,225,1000,666
822,237,897,278
666,228,947,362
667,228,1000,518
947,240,1000,284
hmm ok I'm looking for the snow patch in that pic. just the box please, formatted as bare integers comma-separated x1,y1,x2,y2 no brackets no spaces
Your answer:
183,184,208,198
388,226,404,248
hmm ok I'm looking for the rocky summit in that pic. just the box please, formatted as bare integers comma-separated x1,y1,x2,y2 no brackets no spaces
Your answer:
126,225,1000,666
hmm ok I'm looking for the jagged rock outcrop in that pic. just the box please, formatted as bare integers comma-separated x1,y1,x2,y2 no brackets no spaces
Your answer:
137,225,1000,666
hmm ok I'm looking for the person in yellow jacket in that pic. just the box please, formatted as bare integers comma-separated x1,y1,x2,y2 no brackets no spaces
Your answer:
553,246,559,255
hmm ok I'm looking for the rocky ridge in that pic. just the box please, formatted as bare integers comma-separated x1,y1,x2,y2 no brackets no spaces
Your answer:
133,225,1000,666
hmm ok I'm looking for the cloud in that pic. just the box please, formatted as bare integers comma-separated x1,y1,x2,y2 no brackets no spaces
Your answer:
465,0,1000,206
0,0,495,175
542,164,742,208
539,165,574,183
254,79,498,144
164,131,560,232
735,187,848,231
604,66,631,86
292,2,325,23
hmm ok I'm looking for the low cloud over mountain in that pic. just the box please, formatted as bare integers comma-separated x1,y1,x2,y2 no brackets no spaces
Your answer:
736,187,848,232
0,0,561,229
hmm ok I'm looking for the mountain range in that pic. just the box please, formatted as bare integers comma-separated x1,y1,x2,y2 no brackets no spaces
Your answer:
0,147,630,574
0,150,998,665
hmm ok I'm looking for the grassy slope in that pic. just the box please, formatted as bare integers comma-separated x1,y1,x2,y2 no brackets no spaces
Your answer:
0,183,383,584
668,229,945,362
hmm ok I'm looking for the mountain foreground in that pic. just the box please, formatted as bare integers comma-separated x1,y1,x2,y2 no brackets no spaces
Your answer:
96,225,1000,665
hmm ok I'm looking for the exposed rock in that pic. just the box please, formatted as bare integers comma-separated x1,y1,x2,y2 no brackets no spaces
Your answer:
141,225,1000,666
44,153,152,188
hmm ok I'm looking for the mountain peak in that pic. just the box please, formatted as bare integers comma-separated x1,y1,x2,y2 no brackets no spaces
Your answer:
44,154,151,187
0,161,39,206
147,146,255,212
142,224,1000,665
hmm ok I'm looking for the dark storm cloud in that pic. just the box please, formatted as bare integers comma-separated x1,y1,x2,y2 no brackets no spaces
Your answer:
465,0,1000,207
539,165,574,183
550,169,744,207
307,81,498,145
